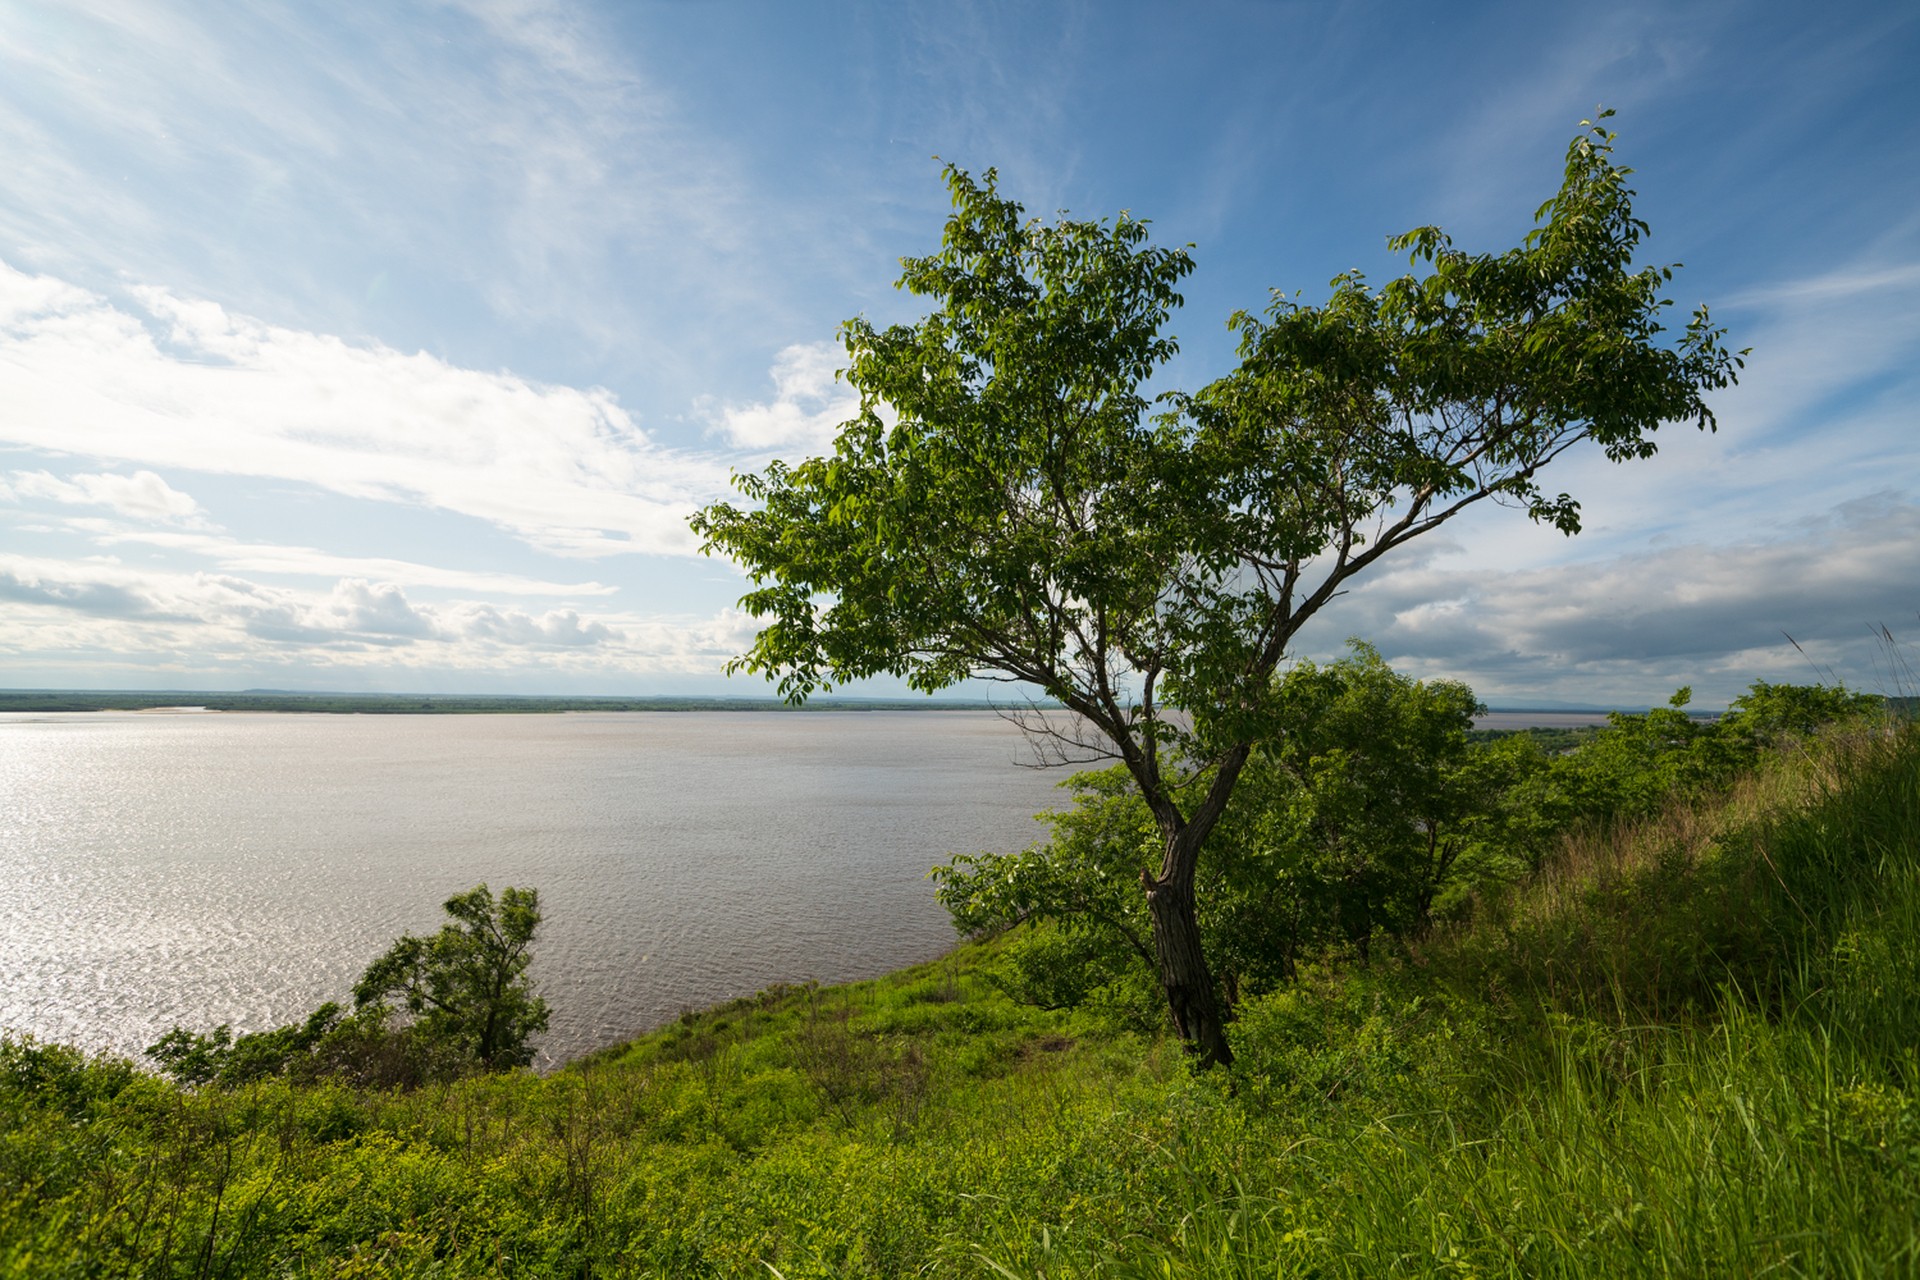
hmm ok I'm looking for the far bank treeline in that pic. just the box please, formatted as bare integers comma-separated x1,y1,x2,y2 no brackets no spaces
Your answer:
0,691,1002,714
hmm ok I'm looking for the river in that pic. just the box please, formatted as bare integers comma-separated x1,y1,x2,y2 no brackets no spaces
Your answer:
0,705,1607,1067
0,710,1077,1066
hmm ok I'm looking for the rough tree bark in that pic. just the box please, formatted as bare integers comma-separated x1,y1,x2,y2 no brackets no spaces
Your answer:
1130,743,1251,1068
1143,850,1232,1067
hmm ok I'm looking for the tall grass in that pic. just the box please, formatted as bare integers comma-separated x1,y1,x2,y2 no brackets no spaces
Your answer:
995,720,1920,1279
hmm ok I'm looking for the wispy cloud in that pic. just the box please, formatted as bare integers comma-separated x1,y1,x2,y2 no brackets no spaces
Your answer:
0,260,733,557
893,5,1090,215
1728,261,1920,307
78,528,614,597
418,0,757,336
9,469,207,524
1714,256,1920,443
0,0,786,395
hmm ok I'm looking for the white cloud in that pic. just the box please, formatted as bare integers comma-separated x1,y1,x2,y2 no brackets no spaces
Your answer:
706,341,858,453
1425,12,1704,228
0,553,747,676
1728,261,1920,307
80,528,614,597
327,578,439,640
10,468,205,523
1293,493,1920,704
0,260,733,557
0,567,171,621
0,0,766,364
461,604,617,648
1713,255,1920,442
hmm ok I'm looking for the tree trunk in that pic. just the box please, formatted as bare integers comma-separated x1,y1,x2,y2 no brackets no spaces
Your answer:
1143,850,1233,1068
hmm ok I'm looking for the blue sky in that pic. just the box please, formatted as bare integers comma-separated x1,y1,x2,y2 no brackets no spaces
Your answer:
1,0,1915,706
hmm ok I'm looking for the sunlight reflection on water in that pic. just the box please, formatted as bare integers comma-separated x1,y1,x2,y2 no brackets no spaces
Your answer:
0,710,1071,1067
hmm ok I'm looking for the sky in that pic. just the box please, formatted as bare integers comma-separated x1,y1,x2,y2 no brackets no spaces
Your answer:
0,0,1916,708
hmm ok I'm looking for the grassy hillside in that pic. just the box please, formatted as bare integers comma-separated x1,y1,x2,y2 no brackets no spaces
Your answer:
4,722,1918,1277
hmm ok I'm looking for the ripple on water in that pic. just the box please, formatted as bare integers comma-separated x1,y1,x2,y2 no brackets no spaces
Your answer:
0,710,1068,1066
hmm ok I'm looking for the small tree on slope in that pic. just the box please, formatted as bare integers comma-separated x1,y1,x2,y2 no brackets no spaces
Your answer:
691,116,1742,1067
355,883,549,1070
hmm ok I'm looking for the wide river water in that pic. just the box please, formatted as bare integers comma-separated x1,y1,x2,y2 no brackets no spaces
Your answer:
1,706,1601,1068
1,710,1094,1067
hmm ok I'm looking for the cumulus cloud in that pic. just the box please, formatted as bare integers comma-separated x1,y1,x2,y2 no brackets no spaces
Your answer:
1293,493,1920,703
226,579,627,652
326,579,439,640
0,555,704,678
462,605,618,648
9,469,206,524
707,341,857,452
0,569,171,620
0,261,734,558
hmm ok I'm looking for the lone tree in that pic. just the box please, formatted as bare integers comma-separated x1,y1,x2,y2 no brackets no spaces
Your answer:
691,116,1741,1067
355,883,549,1070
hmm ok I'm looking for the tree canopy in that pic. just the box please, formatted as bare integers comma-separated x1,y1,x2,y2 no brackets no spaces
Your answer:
692,116,1743,1065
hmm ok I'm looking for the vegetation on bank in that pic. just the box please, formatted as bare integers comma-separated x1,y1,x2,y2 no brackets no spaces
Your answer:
937,658,1878,1027
4,691,1918,1276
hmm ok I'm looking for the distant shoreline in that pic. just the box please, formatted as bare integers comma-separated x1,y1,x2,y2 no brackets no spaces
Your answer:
0,690,1011,715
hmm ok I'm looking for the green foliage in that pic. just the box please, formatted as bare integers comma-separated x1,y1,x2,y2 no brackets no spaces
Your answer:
355,883,550,1070
1511,682,1884,843
1724,677,1884,745
1226,972,1489,1118
938,644,1508,1000
1248,641,1489,952
146,1001,349,1088
1521,687,1732,827
940,665,1883,1029
0,1036,137,1120
146,883,548,1090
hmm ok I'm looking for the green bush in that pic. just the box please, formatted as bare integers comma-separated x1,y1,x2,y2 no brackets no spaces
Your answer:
147,882,548,1090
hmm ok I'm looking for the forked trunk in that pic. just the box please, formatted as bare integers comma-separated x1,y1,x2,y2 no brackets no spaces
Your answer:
1143,852,1233,1069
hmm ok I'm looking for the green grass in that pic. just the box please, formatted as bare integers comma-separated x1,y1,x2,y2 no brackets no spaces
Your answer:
4,723,1917,1277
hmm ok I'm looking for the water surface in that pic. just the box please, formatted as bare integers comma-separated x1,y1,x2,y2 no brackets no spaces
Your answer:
0,710,1071,1066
